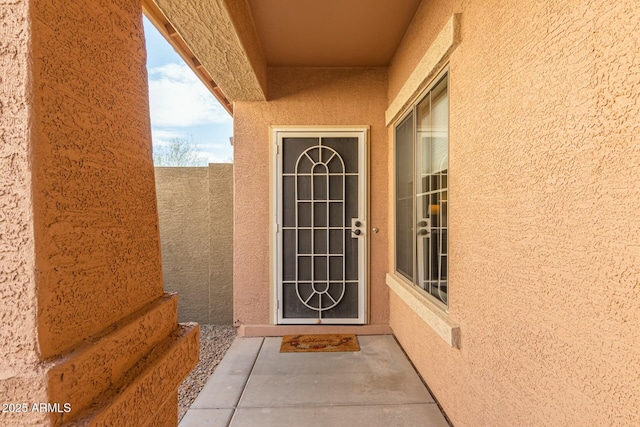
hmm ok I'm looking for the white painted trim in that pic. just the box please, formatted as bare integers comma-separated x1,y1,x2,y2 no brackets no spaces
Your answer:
271,130,279,324
238,324,393,337
386,273,460,348
271,127,369,325
386,13,460,126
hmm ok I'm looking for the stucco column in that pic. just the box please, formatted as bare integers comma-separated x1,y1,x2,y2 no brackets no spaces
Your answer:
0,1,198,425
0,1,50,424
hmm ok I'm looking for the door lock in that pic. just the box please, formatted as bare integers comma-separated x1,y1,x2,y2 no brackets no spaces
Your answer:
351,218,364,238
417,218,430,237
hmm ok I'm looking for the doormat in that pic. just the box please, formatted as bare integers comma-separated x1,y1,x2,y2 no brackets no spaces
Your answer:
280,334,359,353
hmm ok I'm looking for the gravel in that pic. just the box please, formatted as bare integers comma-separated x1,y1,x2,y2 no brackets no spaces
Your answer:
178,325,237,421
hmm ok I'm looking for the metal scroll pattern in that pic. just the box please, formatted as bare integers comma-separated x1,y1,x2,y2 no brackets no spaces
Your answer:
294,145,346,312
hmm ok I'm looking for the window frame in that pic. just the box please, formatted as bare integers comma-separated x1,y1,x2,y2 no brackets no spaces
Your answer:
393,66,450,312
394,110,416,283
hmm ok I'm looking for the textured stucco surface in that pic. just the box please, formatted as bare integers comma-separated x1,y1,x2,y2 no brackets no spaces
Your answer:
156,168,210,323
208,164,234,324
1,1,196,425
0,0,49,423
46,295,178,424
31,0,164,358
385,14,459,125
234,67,389,326
155,0,266,101
388,1,640,426
155,165,233,324
221,0,267,97
387,0,454,103
67,323,198,427
2,295,193,427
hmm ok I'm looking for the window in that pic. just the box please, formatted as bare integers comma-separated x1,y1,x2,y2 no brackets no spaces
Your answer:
394,71,449,307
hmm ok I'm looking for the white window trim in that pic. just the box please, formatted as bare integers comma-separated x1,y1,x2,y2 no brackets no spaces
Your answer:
386,13,460,126
387,15,462,348
387,273,460,348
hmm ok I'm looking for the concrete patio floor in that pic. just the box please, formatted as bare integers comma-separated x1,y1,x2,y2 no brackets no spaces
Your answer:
179,335,450,427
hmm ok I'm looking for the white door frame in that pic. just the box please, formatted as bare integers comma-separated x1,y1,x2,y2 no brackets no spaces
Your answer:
271,126,369,324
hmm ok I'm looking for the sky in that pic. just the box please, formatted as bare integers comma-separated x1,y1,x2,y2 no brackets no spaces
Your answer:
143,17,233,163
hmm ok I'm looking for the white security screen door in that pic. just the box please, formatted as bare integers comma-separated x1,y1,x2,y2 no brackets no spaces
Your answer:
274,128,367,324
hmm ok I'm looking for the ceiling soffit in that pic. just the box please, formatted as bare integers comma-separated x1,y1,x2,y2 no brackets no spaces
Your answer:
247,0,421,67
148,0,422,103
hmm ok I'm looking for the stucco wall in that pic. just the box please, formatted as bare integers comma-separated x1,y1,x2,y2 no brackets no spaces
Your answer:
387,0,454,103
30,0,164,359
208,164,234,324
155,165,233,324
154,0,267,101
1,1,198,425
388,1,640,426
234,67,389,326
0,0,49,422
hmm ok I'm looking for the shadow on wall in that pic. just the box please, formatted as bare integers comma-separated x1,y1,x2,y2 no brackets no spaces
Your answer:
155,164,233,324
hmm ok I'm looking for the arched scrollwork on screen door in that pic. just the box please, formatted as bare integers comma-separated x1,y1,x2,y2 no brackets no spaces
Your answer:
294,145,346,313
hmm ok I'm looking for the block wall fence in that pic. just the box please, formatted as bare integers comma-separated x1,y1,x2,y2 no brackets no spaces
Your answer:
155,165,234,324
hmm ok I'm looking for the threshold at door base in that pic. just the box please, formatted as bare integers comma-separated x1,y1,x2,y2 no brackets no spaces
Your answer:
237,324,393,337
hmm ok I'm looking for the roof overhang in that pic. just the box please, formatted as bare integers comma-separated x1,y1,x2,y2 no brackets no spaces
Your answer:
143,0,268,115
144,0,423,111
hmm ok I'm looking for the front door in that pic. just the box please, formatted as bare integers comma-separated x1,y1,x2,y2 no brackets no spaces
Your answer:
274,128,367,324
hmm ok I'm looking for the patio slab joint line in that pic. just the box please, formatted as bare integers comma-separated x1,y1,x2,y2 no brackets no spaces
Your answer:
226,337,264,426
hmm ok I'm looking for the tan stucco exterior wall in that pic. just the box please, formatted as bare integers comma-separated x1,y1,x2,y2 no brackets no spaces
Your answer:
0,1,49,422
1,1,198,425
155,165,233,324
387,1,640,426
209,164,234,324
31,0,164,359
387,0,454,103
233,67,389,327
